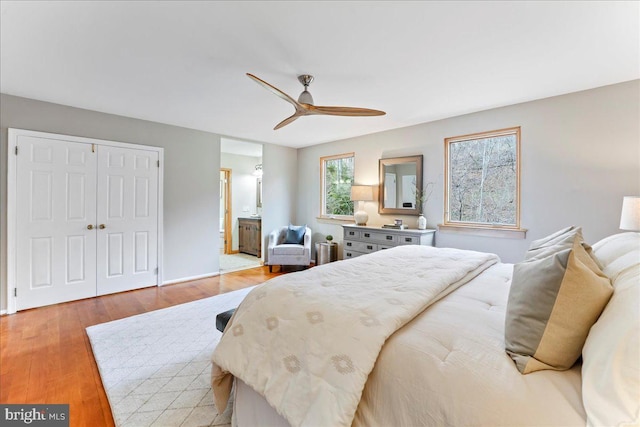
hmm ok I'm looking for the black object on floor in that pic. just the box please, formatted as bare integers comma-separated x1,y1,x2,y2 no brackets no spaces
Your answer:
216,308,236,332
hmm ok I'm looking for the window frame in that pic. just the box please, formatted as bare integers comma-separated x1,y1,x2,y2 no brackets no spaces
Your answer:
442,127,525,237
319,152,355,221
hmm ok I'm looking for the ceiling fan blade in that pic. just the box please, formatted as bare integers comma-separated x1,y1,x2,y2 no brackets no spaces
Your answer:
309,105,386,117
274,113,301,130
247,73,302,109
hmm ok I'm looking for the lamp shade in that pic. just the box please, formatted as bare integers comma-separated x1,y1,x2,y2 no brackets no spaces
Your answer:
350,185,374,201
620,196,640,231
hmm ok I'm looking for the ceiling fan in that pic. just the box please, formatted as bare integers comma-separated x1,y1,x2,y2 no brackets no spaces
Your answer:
246,73,386,130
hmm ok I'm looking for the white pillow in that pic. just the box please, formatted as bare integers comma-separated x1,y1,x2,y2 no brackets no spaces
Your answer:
582,232,640,427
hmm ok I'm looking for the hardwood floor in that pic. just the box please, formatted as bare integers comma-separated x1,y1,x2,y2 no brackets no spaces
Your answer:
0,266,283,427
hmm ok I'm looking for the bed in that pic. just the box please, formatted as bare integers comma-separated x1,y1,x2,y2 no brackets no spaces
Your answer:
211,231,640,427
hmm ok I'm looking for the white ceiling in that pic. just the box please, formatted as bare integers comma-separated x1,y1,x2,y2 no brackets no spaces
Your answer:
1,1,638,149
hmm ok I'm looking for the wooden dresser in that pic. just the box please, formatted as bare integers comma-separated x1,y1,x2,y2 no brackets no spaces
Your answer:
342,224,435,259
238,217,261,257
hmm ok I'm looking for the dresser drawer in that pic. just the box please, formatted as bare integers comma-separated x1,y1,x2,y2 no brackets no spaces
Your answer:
344,250,366,259
360,230,397,244
344,229,361,239
344,240,378,253
398,235,420,245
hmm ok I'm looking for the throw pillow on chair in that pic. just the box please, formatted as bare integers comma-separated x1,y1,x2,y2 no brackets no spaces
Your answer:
285,224,307,244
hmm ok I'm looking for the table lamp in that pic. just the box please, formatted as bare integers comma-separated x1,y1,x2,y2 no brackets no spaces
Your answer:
351,185,374,226
620,196,640,231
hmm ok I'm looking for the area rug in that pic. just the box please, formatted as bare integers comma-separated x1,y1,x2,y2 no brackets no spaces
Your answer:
86,286,254,427
219,253,262,274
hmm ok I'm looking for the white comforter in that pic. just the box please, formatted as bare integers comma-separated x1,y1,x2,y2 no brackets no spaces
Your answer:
212,245,499,427
231,262,587,427
354,262,586,426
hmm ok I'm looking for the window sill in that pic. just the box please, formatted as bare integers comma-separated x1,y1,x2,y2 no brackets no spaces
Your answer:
316,216,354,224
438,224,527,239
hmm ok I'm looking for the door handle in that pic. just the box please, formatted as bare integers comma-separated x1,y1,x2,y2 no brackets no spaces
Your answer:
87,224,94,230
99,224,106,229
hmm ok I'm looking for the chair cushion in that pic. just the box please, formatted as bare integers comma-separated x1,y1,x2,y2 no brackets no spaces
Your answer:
284,224,306,244
273,244,305,255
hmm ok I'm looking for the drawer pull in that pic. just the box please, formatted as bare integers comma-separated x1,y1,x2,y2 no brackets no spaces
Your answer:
364,233,370,237
346,242,352,247
405,237,412,242
346,252,352,257
367,245,373,250
386,235,393,240
349,231,355,236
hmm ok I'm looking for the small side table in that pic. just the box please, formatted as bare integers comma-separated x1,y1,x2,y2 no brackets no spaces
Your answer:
315,242,338,265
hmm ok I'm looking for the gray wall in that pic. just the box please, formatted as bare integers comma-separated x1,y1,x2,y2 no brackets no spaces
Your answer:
261,143,298,264
296,80,640,263
0,94,222,311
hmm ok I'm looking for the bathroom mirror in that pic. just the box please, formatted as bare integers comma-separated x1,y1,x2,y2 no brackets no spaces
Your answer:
378,155,423,215
256,177,262,208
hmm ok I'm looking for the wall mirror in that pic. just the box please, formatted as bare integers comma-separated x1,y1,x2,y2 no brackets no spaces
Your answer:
256,177,262,208
378,155,423,215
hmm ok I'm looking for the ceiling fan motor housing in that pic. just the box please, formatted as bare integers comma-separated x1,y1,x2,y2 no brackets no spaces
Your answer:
297,75,315,104
298,90,314,105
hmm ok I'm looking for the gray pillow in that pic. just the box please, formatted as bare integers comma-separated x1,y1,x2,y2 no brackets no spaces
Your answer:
284,224,306,244
505,229,613,374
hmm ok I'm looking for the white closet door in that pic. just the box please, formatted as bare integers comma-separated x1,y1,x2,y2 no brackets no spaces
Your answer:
96,146,159,295
16,136,97,310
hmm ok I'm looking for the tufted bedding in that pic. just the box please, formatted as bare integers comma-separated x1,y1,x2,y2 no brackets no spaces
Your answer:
230,262,586,427
213,233,640,427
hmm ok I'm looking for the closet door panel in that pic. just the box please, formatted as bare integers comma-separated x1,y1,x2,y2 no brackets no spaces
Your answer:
96,146,158,295
16,136,97,310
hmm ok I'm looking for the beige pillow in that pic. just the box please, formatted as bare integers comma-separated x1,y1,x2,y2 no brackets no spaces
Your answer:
505,231,613,374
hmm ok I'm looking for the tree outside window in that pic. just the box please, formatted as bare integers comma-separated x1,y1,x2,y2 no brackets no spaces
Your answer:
321,153,354,218
445,127,520,229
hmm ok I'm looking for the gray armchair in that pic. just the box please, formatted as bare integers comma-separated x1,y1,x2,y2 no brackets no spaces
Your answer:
266,226,312,272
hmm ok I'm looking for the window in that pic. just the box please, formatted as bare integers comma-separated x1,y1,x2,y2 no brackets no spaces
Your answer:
444,127,522,233
320,153,355,218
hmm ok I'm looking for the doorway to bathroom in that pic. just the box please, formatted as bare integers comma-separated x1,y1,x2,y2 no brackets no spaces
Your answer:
219,139,263,274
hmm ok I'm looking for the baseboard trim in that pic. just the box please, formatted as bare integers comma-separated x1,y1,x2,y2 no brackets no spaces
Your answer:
0,310,7,316
162,272,219,286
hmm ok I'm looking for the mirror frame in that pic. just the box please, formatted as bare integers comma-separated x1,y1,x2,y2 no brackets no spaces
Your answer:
378,155,424,215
